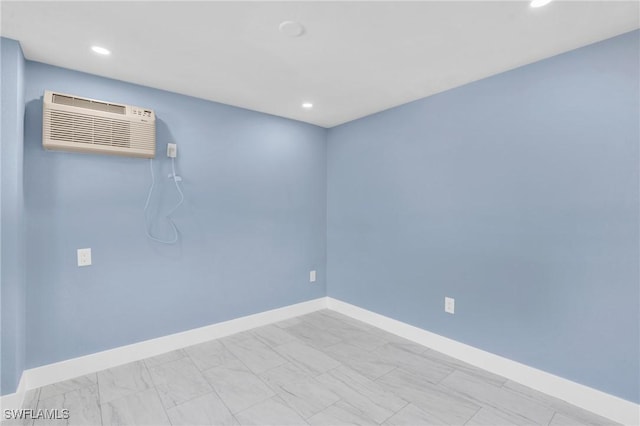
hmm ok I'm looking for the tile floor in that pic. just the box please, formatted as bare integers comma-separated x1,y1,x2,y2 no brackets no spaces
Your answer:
14,310,617,425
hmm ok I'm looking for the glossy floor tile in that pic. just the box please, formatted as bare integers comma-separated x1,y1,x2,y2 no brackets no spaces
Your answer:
34,385,101,426
165,392,237,426
383,403,445,426
315,366,407,423
202,359,275,414
19,309,619,425
323,342,397,380
97,361,153,404
147,356,213,408
234,396,307,425
222,336,287,374
100,387,170,425
376,367,481,424
307,400,378,426
260,367,340,419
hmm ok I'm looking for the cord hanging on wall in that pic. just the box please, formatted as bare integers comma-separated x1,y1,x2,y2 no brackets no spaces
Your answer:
143,143,184,244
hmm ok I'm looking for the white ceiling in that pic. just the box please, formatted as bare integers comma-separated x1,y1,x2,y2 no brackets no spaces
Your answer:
2,1,638,128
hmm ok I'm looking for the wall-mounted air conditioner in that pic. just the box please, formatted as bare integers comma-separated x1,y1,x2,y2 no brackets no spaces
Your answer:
42,90,156,158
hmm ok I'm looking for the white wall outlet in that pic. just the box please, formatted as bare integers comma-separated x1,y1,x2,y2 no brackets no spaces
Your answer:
77,248,92,267
445,297,455,314
167,143,177,158
309,270,317,283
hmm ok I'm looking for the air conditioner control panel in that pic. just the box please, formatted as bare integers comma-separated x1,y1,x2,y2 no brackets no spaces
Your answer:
131,107,154,118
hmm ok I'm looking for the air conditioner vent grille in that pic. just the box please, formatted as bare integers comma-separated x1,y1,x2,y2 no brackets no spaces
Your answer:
47,110,133,148
52,93,126,115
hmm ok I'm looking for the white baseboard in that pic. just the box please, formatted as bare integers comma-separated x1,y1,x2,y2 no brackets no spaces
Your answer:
21,298,327,392
0,373,27,416
4,296,637,425
327,297,639,426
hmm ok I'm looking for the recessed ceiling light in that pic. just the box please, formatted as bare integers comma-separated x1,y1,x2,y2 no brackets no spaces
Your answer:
279,21,305,38
91,45,111,55
530,0,553,8
302,102,313,109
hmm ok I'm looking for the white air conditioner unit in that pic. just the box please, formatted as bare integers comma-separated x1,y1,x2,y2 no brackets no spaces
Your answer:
42,90,156,158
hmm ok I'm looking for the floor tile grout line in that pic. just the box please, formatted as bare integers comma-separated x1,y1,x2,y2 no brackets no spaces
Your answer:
231,412,241,425
207,385,235,421
229,392,274,418
183,344,208,373
219,334,272,375
95,372,104,426
150,385,173,425
491,379,574,425
444,378,549,426
246,333,388,424
142,349,188,370
435,366,459,385
372,365,399,384
462,405,484,426
51,391,68,426
200,367,276,417
322,364,411,425
21,387,40,426
307,398,342,423
378,398,410,425
221,334,290,376
184,339,251,423
146,355,215,408
218,340,285,403
157,388,215,413
202,342,280,418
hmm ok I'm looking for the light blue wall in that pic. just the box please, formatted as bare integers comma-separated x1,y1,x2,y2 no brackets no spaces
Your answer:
3,29,637,403
1,38,26,394
327,30,639,403
23,62,327,370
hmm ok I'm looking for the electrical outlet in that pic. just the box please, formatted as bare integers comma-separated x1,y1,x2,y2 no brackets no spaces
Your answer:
77,248,92,267
445,297,455,314
167,143,177,158
309,270,317,283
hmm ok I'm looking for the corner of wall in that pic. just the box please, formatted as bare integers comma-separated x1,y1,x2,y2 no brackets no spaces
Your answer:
0,36,27,396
